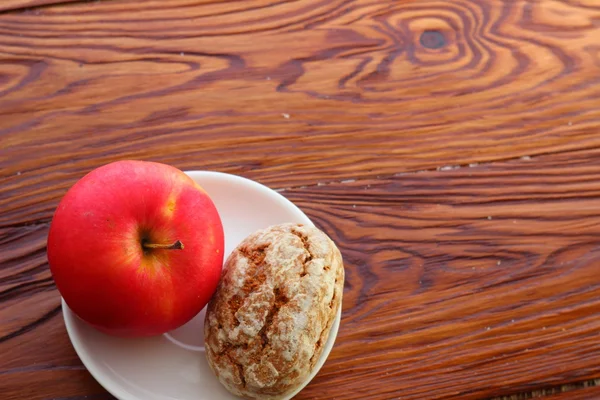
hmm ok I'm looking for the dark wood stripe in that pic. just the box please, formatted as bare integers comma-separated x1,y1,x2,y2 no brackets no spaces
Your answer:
0,0,85,13
0,304,60,344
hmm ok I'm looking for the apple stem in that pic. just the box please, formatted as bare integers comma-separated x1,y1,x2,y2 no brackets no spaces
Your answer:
142,240,184,250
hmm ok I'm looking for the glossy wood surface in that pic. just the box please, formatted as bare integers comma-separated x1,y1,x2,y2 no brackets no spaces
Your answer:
1,0,600,399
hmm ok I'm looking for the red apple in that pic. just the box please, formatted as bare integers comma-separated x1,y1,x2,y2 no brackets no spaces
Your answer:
47,160,224,337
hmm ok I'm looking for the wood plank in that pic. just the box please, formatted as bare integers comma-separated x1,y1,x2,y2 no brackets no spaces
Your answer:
3,150,600,400
2,0,600,227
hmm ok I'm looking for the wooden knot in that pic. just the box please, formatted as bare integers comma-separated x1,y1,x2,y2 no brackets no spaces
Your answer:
420,30,446,50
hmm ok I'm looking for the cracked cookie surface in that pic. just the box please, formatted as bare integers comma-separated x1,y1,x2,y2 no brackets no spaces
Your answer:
204,223,344,399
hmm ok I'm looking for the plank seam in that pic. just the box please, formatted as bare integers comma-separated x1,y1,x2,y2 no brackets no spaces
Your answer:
488,378,600,400
274,154,537,193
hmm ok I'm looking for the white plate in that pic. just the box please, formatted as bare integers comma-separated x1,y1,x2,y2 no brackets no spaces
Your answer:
62,171,341,400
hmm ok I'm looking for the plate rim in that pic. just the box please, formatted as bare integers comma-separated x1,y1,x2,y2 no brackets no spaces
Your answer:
61,170,342,400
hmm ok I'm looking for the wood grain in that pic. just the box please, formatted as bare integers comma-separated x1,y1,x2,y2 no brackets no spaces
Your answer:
1,369,109,400
0,0,80,13
2,0,600,399
2,0,600,228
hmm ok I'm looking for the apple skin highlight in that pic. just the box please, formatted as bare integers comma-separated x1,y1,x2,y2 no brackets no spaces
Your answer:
47,160,225,337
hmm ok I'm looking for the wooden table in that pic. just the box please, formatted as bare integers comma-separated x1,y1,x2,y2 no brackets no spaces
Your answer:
2,0,600,399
